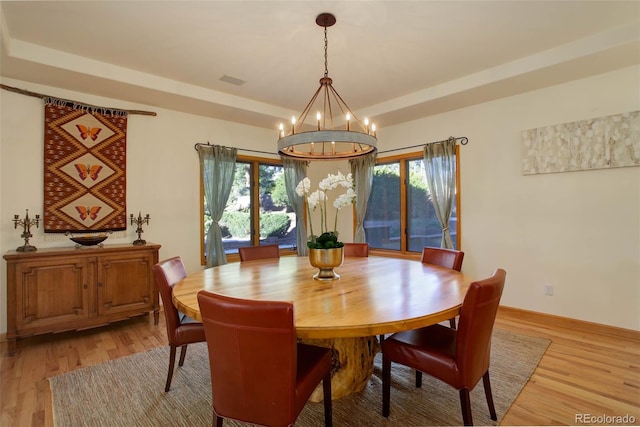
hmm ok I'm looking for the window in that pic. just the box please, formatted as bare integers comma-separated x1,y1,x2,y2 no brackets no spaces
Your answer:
364,150,460,254
201,155,296,263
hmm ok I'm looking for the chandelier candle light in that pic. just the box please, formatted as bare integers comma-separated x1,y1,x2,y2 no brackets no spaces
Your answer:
277,13,377,160
12,209,40,252
296,171,356,280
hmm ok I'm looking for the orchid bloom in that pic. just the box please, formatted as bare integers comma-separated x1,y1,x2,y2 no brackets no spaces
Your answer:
295,177,311,197
296,171,356,246
307,190,325,211
333,188,356,210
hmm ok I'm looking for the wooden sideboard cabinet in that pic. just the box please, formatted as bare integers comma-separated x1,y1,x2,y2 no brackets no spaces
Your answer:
3,243,161,355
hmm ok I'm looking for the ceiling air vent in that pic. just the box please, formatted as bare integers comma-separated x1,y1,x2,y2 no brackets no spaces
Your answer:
219,75,246,86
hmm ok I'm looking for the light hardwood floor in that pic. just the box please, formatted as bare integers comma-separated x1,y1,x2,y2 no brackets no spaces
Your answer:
1,307,638,426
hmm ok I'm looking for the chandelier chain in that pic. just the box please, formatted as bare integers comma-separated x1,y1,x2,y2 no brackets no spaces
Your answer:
324,25,329,77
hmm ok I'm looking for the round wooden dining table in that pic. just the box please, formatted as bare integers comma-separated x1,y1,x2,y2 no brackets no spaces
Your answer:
172,255,472,400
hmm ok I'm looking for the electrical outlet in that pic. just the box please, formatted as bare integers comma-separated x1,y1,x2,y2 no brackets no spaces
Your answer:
544,283,554,296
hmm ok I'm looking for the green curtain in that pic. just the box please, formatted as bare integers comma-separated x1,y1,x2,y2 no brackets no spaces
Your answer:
423,137,456,249
350,153,376,243
198,144,237,267
282,158,308,256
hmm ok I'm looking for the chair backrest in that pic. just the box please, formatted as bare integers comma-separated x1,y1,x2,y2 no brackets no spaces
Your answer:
421,247,465,271
152,256,188,345
343,242,369,257
238,244,280,262
197,291,298,426
455,268,506,387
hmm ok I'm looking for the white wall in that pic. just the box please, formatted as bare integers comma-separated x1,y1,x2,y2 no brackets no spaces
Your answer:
379,65,640,330
1,65,639,333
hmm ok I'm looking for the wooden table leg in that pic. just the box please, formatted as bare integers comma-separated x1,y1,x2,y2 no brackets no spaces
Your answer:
302,336,379,401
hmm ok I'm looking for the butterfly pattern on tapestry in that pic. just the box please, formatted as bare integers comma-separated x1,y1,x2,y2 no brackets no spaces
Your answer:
43,98,127,232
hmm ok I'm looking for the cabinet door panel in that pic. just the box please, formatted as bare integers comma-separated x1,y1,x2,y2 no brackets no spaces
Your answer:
97,254,153,316
16,260,89,329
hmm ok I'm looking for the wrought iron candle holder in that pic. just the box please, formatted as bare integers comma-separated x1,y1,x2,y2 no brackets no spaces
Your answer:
130,211,150,246
12,209,40,252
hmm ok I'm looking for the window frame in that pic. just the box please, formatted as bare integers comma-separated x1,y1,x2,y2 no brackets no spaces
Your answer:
200,149,461,263
366,148,461,260
200,154,287,265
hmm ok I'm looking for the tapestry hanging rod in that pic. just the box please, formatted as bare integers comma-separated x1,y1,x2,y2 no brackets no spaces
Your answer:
0,84,157,116
194,136,468,156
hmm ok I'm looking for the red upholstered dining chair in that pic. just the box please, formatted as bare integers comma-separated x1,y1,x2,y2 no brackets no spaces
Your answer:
381,269,506,426
421,246,465,271
379,246,465,344
421,246,465,329
343,242,369,257
197,291,332,427
238,244,280,262
152,256,206,392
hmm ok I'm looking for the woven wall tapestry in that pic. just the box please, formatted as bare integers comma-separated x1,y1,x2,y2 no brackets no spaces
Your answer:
43,98,127,232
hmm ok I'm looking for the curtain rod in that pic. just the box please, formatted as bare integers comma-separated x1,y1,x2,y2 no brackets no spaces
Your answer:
377,136,468,154
194,142,274,155
194,136,468,156
0,84,157,116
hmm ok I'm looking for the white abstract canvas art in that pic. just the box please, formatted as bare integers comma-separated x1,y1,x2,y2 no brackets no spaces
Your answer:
521,111,639,175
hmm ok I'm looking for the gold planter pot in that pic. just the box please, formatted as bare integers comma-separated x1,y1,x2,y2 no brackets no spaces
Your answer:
308,247,344,281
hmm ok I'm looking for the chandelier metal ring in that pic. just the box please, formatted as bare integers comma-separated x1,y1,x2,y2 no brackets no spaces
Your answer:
278,130,377,159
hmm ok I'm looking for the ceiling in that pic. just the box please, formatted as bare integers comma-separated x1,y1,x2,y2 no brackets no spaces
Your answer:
1,1,639,130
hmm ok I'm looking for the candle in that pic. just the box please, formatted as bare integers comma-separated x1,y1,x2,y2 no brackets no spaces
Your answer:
316,112,321,130
346,112,350,131
364,117,369,134
291,116,296,134
371,124,377,137
279,122,284,138
331,141,335,155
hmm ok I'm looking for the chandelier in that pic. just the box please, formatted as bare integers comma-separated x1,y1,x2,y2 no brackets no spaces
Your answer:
277,13,377,160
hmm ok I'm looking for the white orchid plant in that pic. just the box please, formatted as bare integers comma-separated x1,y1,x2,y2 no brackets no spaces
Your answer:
295,171,356,249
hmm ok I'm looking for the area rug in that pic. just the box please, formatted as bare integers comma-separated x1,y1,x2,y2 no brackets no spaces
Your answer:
49,328,550,426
